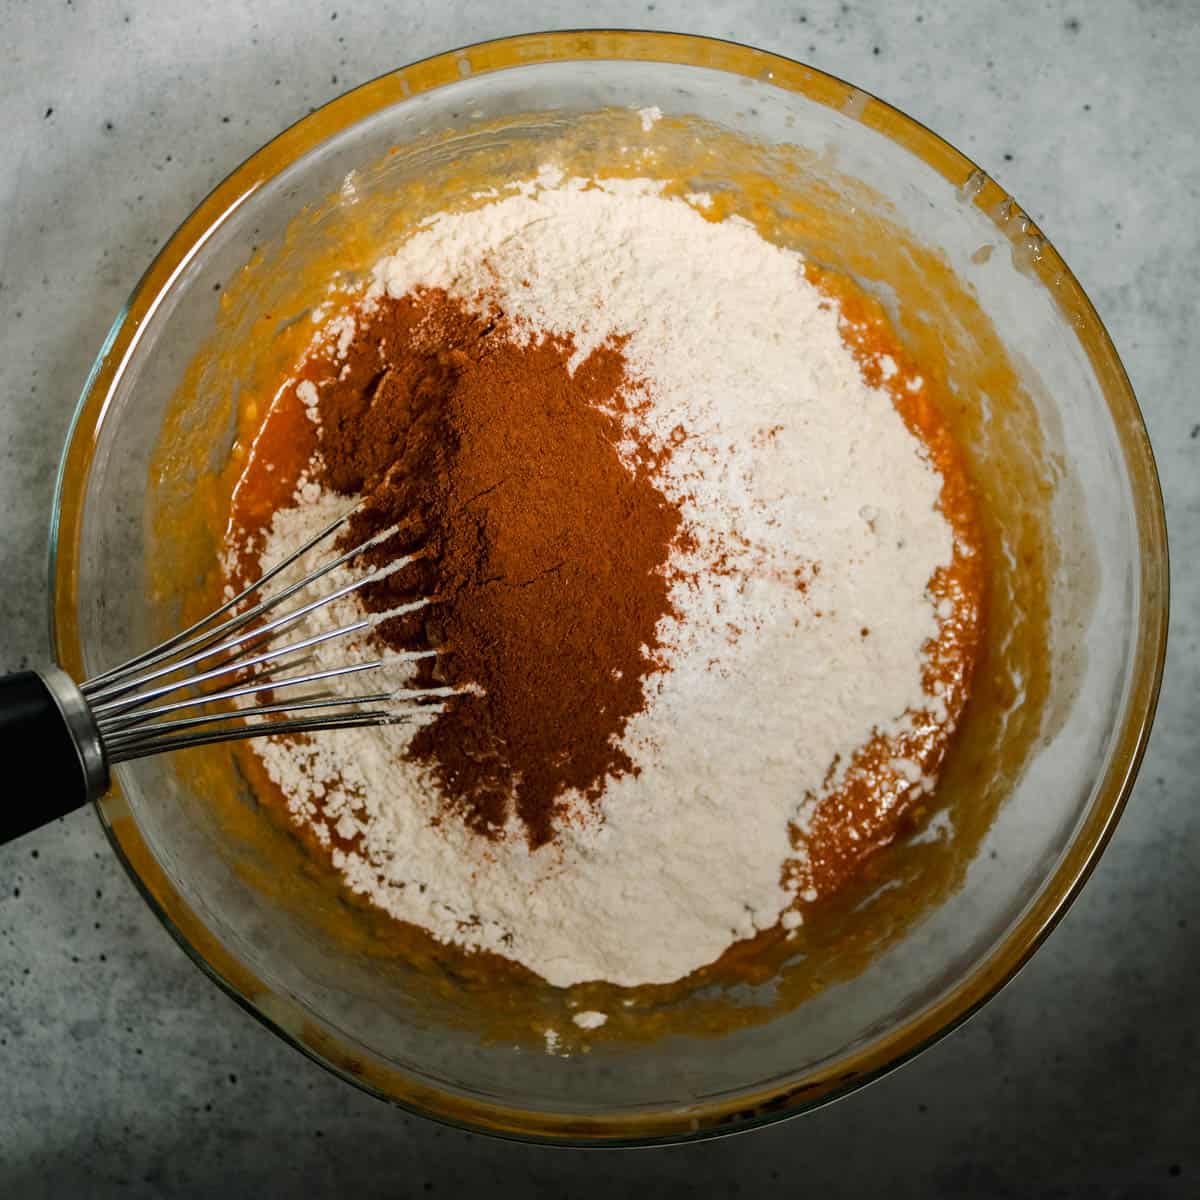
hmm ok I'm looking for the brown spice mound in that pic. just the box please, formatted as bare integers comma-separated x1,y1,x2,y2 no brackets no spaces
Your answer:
310,288,683,847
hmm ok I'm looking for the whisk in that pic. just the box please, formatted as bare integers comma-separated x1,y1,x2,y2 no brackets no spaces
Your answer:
2,502,451,845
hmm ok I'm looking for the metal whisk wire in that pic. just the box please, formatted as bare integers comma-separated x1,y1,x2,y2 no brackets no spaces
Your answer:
80,501,449,765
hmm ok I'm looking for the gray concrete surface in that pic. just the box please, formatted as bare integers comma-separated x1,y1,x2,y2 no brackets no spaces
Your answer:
1,0,1196,1195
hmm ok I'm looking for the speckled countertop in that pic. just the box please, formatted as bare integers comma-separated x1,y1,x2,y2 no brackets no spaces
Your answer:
1,1,1196,1195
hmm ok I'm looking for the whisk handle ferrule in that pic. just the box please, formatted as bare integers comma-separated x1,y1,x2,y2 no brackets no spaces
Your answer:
1,668,109,844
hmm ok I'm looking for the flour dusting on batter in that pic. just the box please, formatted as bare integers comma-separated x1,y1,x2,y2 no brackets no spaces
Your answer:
231,174,975,989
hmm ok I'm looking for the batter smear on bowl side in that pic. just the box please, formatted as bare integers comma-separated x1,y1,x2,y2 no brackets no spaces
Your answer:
223,173,984,989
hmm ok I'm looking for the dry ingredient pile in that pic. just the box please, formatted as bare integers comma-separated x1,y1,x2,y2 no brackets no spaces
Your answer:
321,291,683,850
226,172,982,990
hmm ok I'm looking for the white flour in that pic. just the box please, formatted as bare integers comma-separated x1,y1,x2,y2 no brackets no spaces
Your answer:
251,174,953,989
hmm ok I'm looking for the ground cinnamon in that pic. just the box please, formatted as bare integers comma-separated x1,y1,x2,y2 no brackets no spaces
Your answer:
309,288,683,847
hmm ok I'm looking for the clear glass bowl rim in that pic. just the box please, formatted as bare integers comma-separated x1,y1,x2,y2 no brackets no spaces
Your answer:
47,29,1170,1146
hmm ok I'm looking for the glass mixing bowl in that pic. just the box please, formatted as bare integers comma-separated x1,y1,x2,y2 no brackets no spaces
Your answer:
50,32,1167,1144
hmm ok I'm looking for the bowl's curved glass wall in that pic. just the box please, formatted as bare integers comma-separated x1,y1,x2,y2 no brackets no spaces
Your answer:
53,34,1165,1142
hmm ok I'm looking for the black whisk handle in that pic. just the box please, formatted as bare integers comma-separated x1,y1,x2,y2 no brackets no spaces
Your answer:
1,668,108,844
